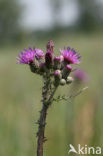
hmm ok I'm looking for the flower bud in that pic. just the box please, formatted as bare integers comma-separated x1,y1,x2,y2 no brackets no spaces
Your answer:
54,70,61,79
62,64,72,79
45,51,53,68
54,56,64,69
54,70,61,86
66,64,72,70
66,76,74,84
60,79,66,86
54,56,64,62
45,40,55,68
46,40,54,53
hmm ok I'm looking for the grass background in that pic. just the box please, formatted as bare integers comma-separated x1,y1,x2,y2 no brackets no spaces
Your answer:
0,33,103,156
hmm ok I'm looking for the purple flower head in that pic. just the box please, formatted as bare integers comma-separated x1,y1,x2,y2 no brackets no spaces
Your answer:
17,48,44,64
17,48,35,64
61,47,81,64
46,40,54,53
74,69,89,82
35,49,44,59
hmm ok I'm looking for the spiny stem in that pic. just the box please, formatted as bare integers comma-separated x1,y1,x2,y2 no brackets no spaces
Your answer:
37,72,58,156
37,104,48,156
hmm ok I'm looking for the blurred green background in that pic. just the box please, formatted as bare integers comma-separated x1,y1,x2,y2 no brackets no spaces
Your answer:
0,0,103,156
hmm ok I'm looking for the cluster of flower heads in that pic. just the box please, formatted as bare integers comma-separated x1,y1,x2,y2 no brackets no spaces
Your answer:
17,40,81,86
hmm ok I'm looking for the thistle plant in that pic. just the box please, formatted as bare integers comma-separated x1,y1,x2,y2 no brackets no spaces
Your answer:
17,40,81,156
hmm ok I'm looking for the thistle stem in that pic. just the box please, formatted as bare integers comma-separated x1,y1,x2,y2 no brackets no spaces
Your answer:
37,72,58,156
37,104,48,156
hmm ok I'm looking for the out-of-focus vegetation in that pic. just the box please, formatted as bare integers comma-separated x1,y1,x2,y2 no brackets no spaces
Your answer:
0,0,103,45
77,0,103,31
0,0,22,44
0,0,103,155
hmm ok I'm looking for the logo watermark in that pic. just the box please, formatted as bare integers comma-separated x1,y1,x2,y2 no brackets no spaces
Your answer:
68,144,102,155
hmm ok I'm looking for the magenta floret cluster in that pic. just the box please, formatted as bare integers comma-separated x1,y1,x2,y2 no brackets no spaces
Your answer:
17,48,44,64
61,47,81,64
17,40,81,86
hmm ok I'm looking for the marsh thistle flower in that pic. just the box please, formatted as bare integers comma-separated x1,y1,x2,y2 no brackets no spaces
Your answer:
17,48,44,64
61,47,81,64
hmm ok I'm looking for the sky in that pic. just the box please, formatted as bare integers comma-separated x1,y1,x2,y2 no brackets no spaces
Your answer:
20,0,79,30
